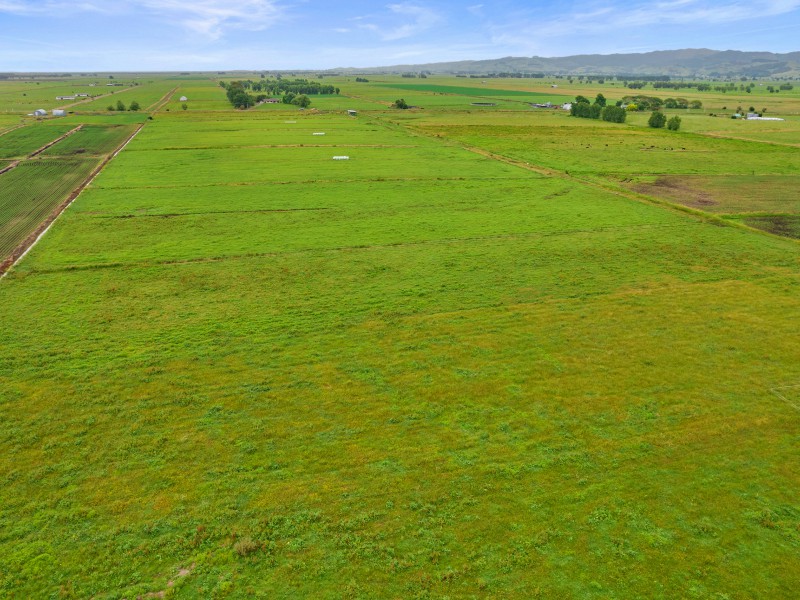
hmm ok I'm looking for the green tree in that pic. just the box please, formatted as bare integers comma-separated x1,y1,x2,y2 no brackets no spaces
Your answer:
107,105,115,111
116,99,126,111
689,100,703,109
128,100,140,111
393,98,409,109
648,111,667,128
181,103,188,111
292,94,311,108
575,95,590,104
601,105,626,123
595,93,606,107
667,115,681,131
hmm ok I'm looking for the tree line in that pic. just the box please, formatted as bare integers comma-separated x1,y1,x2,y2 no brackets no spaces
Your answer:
220,80,314,109
570,94,626,123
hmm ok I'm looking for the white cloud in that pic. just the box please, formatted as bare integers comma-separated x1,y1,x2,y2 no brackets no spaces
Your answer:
0,0,288,39
490,0,800,53
140,0,285,39
357,3,441,41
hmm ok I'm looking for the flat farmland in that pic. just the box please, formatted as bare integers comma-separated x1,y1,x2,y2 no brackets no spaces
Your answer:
0,158,99,257
90,144,530,189
74,79,177,112
0,115,22,133
0,122,77,159
125,114,425,149
0,79,101,112
408,112,800,176
628,174,800,214
41,124,137,157
1,75,800,599
164,82,231,111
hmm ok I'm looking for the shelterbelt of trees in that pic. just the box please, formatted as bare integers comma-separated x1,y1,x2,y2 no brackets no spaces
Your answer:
220,78,340,109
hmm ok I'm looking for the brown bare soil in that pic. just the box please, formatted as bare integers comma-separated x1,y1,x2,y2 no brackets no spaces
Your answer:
632,175,718,208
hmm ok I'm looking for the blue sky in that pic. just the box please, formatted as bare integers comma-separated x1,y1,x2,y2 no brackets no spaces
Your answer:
1,0,799,70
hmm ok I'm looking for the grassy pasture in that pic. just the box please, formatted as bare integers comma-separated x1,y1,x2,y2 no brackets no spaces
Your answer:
1,76,800,599
25,177,692,269
164,82,231,112
409,111,800,176
74,80,177,113
0,115,23,133
123,113,424,149
89,144,531,189
0,79,103,112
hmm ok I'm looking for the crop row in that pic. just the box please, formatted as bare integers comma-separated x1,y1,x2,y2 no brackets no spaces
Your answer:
42,124,136,157
0,123,76,159
0,158,98,257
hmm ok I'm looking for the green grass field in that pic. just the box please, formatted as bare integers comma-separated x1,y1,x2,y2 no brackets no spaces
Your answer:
1,75,799,599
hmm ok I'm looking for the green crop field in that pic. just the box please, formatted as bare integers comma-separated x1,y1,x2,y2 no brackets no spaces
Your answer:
0,159,99,256
0,122,77,159
1,74,799,599
41,124,137,157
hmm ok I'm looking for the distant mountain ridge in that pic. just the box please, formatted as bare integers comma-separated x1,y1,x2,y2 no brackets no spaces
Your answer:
336,49,800,78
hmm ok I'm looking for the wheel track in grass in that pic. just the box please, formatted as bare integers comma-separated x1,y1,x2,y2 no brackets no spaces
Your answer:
0,122,146,278
150,87,179,113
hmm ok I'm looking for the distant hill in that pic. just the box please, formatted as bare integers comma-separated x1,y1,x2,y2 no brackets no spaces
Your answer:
336,49,800,78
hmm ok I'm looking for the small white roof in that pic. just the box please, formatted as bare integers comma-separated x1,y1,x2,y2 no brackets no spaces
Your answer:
179,96,188,102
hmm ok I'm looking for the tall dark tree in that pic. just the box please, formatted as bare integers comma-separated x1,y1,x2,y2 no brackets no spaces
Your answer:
648,111,667,128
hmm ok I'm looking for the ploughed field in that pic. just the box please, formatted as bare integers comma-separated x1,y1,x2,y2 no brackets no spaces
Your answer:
0,75,799,599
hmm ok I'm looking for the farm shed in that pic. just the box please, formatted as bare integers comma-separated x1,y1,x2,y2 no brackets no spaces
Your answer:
33,109,47,116
347,110,358,116
179,96,188,102
52,109,66,117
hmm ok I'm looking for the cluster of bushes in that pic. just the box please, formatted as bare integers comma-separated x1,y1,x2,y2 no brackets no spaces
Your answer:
570,94,626,123
621,95,664,111
221,78,338,97
392,99,409,109
220,81,312,109
648,112,681,130
664,98,703,109
107,100,139,111
355,77,369,83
